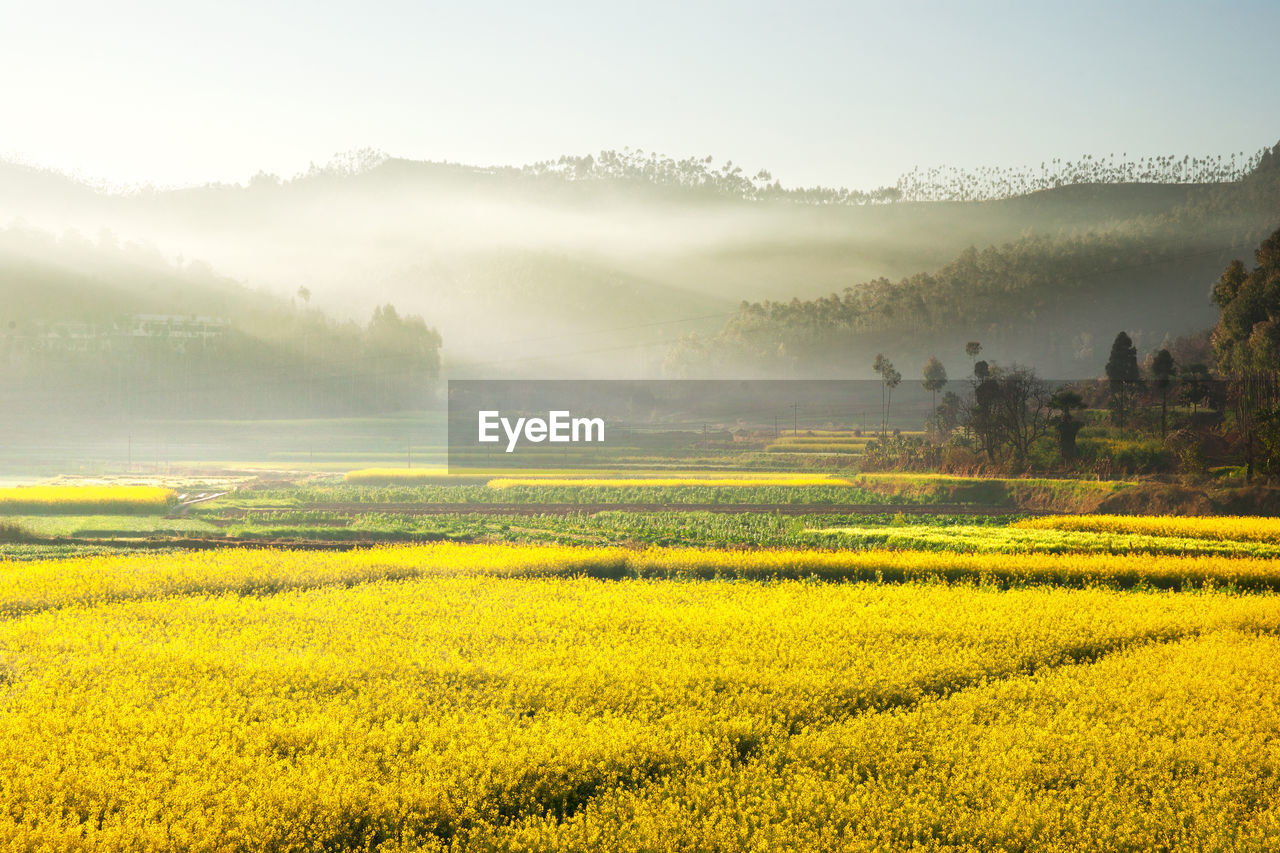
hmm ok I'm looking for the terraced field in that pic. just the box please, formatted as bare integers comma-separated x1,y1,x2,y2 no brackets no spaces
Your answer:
0,544,1278,851
3,479,1279,850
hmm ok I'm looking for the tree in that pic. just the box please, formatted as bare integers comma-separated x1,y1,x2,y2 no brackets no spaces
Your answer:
993,367,1052,465
965,342,982,362
1105,331,1141,432
872,354,900,437
921,356,948,413
1210,226,1280,480
884,365,902,434
1049,389,1086,460
929,390,963,440
1179,363,1212,416
1150,348,1177,439
968,373,1001,462
365,304,444,411
964,365,1052,465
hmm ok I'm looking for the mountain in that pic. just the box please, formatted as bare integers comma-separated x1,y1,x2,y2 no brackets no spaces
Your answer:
666,143,1280,379
0,224,441,420
1,142,1276,382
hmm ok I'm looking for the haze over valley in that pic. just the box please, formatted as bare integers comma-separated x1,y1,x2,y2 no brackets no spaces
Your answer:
3,142,1277,399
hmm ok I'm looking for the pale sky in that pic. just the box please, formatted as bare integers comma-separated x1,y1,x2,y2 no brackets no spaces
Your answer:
2,0,1277,191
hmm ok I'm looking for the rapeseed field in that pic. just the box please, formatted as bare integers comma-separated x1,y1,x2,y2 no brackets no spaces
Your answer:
0,485,176,515
1,535,1278,850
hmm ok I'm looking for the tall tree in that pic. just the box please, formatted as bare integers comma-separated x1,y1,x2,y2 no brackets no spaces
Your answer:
365,304,443,411
873,354,896,436
921,356,948,413
1179,363,1212,417
884,364,902,435
1211,227,1280,480
929,390,962,440
1049,389,1086,460
964,365,1051,465
965,341,982,372
1105,332,1141,432
1150,348,1177,439
993,367,1052,465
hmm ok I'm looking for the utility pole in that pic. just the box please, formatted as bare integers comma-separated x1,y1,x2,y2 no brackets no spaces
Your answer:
792,403,799,435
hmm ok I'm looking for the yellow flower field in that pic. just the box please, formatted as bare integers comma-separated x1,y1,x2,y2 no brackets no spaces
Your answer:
808,522,1280,558
8,541,1280,618
1,560,1279,851
1018,513,1280,544
0,485,176,515
1,541,1278,850
483,629,1280,852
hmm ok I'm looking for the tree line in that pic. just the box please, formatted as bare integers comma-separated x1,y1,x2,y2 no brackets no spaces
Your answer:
664,141,1280,379
520,146,1272,206
860,223,1280,481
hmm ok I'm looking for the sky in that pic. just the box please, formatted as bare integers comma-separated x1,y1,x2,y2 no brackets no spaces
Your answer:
2,0,1278,191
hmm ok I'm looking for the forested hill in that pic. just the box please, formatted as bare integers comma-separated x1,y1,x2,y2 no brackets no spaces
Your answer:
0,142,1276,380
0,227,442,419
664,142,1280,380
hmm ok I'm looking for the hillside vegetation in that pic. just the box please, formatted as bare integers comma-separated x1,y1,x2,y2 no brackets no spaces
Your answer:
667,142,1280,378
2,142,1275,380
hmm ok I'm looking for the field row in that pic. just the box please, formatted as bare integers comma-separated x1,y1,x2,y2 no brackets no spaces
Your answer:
0,485,176,514
1,573,1278,851
9,540,1280,618
808,522,1280,559
241,483,897,507
10,502,1280,573
0,475,1141,517
483,628,1280,852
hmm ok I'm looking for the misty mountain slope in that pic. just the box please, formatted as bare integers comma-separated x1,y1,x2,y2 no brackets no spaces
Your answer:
1,144,1275,378
0,228,261,324
0,227,446,420
0,154,1228,331
386,249,733,373
668,144,1280,379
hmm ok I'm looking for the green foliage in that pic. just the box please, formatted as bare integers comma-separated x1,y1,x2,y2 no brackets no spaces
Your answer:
922,356,948,393
1211,235,1280,375
0,226,443,418
1076,437,1174,475
1105,331,1141,429
0,520,34,543
1210,226,1280,479
665,143,1280,378
246,483,895,507
525,146,1265,204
